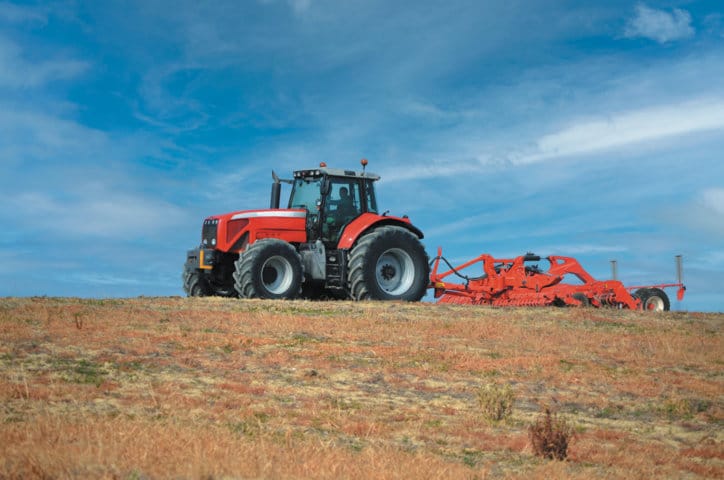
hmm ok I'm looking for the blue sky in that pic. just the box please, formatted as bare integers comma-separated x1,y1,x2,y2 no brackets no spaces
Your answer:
1,0,722,311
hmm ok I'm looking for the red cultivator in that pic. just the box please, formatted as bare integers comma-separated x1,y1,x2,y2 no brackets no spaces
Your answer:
429,248,686,311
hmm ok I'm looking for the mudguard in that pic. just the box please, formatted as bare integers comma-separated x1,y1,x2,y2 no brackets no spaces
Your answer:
337,213,424,249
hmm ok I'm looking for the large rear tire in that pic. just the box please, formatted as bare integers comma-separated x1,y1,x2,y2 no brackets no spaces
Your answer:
233,239,303,299
348,226,429,301
636,287,670,312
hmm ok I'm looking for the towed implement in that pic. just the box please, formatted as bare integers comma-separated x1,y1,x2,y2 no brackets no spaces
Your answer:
430,249,686,311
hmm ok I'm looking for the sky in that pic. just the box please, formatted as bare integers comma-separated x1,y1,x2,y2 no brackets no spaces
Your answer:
1,0,722,312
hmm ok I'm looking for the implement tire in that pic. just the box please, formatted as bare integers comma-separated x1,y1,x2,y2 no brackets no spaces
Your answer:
348,226,429,301
637,287,670,312
233,239,303,299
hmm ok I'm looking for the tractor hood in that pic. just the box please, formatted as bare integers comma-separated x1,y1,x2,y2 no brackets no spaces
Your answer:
203,208,307,252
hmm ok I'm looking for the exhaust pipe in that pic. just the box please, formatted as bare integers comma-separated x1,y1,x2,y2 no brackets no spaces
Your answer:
270,182,281,209
270,170,282,209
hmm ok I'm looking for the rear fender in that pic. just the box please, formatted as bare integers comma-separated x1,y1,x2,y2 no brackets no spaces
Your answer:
337,213,424,249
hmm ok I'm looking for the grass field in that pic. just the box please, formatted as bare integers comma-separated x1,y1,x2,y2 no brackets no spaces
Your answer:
1,297,722,479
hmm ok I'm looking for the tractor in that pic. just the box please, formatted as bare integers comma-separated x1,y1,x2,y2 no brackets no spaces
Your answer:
183,160,430,301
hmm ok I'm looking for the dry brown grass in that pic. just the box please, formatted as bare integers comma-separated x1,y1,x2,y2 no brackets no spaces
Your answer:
0,297,722,479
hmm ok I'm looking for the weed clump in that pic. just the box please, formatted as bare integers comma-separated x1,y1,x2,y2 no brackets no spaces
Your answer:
476,383,514,423
660,396,711,420
529,408,573,460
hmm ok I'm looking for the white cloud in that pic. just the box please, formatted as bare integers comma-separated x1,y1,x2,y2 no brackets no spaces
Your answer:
0,1,47,24
288,0,311,14
66,272,148,286
519,99,724,164
0,107,191,241
624,4,694,43
699,188,724,215
0,108,109,169
423,212,496,237
665,188,724,239
254,0,312,17
378,160,486,182
10,188,188,239
375,97,724,183
0,36,88,88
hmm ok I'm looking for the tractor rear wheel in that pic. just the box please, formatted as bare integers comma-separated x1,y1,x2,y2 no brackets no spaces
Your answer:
348,226,429,301
233,239,303,299
636,288,670,311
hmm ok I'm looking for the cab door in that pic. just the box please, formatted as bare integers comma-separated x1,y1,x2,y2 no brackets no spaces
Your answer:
321,179,363,244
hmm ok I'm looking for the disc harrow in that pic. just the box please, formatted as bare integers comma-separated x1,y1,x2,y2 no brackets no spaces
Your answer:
429,248,685,311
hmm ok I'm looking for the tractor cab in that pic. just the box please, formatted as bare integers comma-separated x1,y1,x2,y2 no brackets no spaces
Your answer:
284,163,380,245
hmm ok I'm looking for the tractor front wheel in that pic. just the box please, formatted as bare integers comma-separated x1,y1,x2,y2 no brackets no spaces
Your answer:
183,268,211,297
348,226,429,301
233,239,303,299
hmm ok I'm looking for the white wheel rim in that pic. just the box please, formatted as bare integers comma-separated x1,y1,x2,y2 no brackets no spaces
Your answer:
645,296,665,311
261,255,294,294
375,248,415,295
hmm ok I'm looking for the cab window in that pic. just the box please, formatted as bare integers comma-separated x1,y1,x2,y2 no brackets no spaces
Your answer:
288,178,322,211
327,181,362,218
363,181,378,213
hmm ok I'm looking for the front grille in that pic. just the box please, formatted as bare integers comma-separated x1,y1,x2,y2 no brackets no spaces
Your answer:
202,219,218,247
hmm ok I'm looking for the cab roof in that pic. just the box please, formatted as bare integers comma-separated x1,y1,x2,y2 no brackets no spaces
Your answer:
293,167,380,181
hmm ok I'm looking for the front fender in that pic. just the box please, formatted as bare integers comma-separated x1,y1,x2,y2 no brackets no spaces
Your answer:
337,213,424,249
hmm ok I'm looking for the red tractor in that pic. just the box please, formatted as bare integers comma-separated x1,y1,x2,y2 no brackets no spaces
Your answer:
183,160,429,301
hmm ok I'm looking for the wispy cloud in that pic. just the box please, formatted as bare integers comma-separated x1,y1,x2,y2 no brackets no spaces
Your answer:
624,4,695,43
0,36,88,88
286,0,312,15
687,188,724,237
699,187,724,215
377,97,724,182
662,187,724,240
520,98,724,164
0,1,48,24
9,189,187,239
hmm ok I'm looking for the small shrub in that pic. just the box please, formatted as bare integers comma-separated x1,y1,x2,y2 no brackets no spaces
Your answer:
476,383,514,423
529,408,573,460
660,397,711,420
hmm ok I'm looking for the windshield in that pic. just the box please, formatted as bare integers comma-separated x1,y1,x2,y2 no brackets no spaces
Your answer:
288,178,322,211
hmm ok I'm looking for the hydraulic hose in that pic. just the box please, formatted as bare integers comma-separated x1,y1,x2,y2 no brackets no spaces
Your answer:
429,255,487,288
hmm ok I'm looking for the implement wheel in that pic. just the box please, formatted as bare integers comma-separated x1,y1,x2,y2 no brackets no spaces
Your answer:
636,288,670,312
233,239,303,299
348,226,429,301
